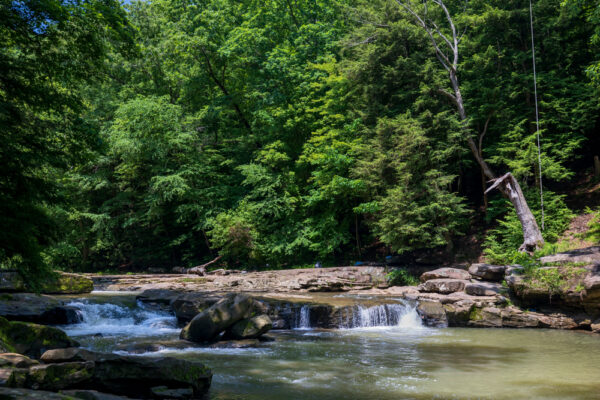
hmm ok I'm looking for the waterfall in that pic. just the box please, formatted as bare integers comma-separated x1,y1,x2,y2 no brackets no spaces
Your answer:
294,305,311,330
348,304,422,329
292,302,422,330
60,300,179,337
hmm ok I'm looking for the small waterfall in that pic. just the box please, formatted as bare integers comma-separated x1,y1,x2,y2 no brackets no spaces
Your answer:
60,300,179,337
294,305,311,329
291,302,422,330
348,304,422,329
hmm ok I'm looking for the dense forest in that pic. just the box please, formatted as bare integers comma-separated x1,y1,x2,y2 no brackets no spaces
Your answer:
2,0,599,278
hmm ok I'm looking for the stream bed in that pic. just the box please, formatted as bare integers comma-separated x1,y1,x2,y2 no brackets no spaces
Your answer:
58,292,600,400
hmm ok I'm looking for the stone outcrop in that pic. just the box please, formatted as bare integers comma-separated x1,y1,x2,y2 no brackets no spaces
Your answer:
468,264,506,282
0,317,79,358
418,279,469,294
419,267,471,282
0,293,81,325
539,246,600,265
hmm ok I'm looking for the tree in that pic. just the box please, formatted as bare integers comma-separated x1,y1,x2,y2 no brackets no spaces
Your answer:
395,0,544,252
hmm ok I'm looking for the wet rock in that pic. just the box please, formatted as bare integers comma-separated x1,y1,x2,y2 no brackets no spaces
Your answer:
416,300,448,327
180,294,254,342
443,300,474,326
207,339,261,349
41,348,98,363
468,264,506,282
224,315,272,339
0,271,25,293
467,306,503,328
0,353,39,368
151,386,193,399
271,318,287,329
61,389,137,400
39,272,93,295
0,293,81,325
40,348,212,398
0,367,27,387
465,282,503,296
0,317,79,358
418,279,468,294
467,306,581,330
26,361,95,391
420,267,471,283
0,387,74,399
170,293,221,323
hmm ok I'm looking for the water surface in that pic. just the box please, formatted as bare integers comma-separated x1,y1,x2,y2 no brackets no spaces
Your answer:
60,293,600,400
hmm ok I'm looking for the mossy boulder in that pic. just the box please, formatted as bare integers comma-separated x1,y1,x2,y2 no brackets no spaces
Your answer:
224,315,272,339
26,361,95,391
0,316,79,358
39,273,93,295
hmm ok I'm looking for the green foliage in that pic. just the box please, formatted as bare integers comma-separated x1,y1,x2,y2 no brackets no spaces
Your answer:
484,190,574,264
386,268,419,286
585,207,600,243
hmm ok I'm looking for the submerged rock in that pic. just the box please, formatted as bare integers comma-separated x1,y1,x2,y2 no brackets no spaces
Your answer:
420,268,471,282
180,294,254,342
0,317,79,358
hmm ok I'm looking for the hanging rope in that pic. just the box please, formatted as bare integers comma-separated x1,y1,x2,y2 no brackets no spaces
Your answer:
529,0,544,231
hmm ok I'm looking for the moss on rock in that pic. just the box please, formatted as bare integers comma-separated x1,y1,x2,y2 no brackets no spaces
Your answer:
38,273,93,295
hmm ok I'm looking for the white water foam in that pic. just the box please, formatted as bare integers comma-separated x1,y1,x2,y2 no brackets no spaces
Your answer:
60,300,179,337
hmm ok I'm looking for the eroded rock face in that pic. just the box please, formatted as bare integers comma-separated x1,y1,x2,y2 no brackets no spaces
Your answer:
416,301,448,327
420,268,471,283
225,315,272,339
418,279,469,294
468,264,506,282
180,294,254,342
0,317,79,358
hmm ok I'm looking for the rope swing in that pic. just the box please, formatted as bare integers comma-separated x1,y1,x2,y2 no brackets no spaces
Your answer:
529,0,544,231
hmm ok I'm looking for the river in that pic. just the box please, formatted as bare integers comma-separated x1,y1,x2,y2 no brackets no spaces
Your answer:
58,292,600,400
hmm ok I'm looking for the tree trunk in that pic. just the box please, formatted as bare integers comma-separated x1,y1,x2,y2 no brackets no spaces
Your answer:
449,70,544,252
594,155,600,178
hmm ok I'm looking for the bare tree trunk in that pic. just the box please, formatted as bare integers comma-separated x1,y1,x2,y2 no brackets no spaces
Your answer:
594,155,600,178
397,0,544,252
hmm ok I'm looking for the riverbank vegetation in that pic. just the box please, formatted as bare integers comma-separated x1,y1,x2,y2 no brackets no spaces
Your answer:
1,0,600,277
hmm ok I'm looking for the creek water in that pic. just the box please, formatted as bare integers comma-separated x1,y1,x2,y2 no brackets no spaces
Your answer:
59,292,600,400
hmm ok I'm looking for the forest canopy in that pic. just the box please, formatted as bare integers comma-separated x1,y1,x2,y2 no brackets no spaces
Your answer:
1,0,599,275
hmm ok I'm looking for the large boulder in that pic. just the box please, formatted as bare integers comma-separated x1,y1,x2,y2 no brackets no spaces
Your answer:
0,317,79,358
416,300,448,327
0,293,81,325
224,315,272,339
468,264,507,282
39,272,93,295
418,279,468,294
420,267,471,282
180,294,254,342
40,348,212,398
0,353,39,368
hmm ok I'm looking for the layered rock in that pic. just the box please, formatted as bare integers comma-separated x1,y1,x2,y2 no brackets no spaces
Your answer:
419,267,471,282
418,279,469,294
468,264,506,282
